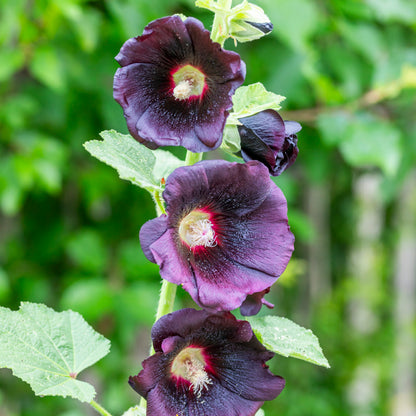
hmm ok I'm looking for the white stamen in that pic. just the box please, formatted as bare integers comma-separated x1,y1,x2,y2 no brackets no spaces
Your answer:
171,347,212,398
179,211,217,249
184,358,212,397
188,219,217,248
173,80,193,100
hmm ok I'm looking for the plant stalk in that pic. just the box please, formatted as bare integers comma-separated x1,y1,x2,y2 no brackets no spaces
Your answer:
90,400,113,416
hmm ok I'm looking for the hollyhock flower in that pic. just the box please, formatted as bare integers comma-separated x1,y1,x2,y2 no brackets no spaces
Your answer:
139,160,294,313
238,109,301,176
113,15,246,152
129,308,285,416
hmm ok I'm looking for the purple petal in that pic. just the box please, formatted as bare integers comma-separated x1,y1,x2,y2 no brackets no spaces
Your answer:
211,343,285,401
284,120,302,136
146,378,263,416
128,353,165,397
139,215,169,263
151,309,212,352
238,110,301,176
240,288,274,316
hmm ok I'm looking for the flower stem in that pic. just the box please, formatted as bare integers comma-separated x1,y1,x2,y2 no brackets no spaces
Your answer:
155,280,178,322
210,0,233,46
185,151,203,165
152,190,166,215
141,149,204,410
89,400,113,416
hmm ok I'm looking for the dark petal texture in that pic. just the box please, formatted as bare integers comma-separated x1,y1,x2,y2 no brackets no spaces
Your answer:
240,288,274,316
129,309,285,416
113,15,246,152
239,109,301,176
139,160,294,312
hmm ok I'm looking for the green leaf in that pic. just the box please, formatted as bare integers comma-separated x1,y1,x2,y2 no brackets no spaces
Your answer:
122,405,146,416
228,83,285,124
0,302,111,402
84,130,185,193
247,315,330,368
152,149,186,184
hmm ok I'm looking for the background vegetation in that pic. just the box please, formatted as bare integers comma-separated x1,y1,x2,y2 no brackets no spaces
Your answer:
0,0,415,415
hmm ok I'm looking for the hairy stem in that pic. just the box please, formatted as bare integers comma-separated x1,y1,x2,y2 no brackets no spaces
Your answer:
90,400,113,416
210,0,233,46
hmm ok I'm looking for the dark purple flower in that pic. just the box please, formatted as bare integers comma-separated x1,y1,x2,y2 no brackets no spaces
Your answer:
139,160,294,313
129,308,285,416
238,109,301,176
113,15,246,152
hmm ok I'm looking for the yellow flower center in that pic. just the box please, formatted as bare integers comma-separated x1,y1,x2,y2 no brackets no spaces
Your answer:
178,210,216,248
172,65,206,100
171,347,212,397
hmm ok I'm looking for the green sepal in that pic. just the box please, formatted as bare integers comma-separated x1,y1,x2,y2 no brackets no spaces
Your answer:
195,0,272,44
220,124,242,153
228,1,273,43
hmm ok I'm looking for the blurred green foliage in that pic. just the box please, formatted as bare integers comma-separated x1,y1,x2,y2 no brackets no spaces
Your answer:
0,0,415,415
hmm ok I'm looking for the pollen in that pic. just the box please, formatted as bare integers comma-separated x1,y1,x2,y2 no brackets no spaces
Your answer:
178,210,217,248
173,80,194,100
171,347,212,397
172,64,206,100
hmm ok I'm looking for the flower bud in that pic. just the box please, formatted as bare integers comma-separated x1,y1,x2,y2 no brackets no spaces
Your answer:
229,1,273,43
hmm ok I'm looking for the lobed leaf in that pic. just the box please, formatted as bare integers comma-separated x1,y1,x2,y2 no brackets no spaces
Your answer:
122,406,146,416
247,315,330,368
84,130,185,194
0,302,111,402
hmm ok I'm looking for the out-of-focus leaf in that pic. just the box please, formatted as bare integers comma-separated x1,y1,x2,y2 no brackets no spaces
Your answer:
0,268,10,302
30,45,65,91
57,2,102,52
61,279,114,322
338,21,385,65
318,111,402,176
247,315,330,368
365,0,416,24
0,302,110,402
66,230,107,273
0,48,25,82
260,0,320,50
0,157,24,215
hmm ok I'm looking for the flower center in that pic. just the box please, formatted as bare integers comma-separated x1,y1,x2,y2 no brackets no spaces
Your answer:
171,347,212,396
172,65,206,100
178,210,216,248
